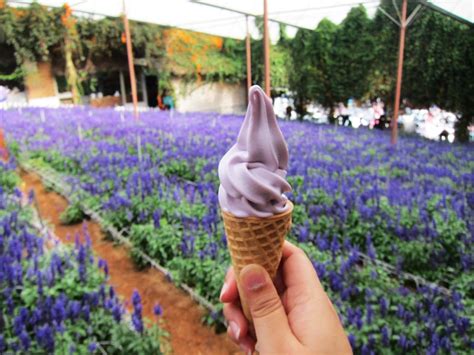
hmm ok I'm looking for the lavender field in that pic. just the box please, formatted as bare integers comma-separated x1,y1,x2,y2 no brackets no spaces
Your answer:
2,107,473,353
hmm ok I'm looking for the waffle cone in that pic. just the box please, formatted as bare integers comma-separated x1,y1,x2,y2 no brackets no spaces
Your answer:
222,201,293,322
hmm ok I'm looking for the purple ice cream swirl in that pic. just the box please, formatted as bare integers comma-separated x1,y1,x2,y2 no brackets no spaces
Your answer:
218,85,292,218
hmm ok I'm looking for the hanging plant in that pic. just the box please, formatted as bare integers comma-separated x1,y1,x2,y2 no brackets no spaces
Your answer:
0,2,63,63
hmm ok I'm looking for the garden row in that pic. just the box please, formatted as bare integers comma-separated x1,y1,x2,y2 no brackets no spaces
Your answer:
0,159,166,353
3,107,473,353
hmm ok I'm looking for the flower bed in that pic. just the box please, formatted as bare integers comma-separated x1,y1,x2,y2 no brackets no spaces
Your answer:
0,161,165,354
3,108,473,353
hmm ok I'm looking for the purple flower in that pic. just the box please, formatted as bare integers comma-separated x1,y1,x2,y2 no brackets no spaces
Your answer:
132,290,141,307
28,189,35,204
152,209,161,228
379,297,389,316
132,313,144,333
153,303,163,316
98,258,109,277
36,324,55,352
88,342,97,352
112,303,122,322
19,330,30,351
82,305,90,322
77,244,87,283
131,290,144,333
348,334,356,349
381,326,390,346
398,334,407,349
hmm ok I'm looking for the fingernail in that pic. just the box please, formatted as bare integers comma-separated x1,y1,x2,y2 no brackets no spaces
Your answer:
229,321,240,340
219,282,229,301
240,265,266,292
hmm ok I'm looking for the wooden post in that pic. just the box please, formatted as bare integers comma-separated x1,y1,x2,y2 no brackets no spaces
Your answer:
246,15,252,93
391,0,407,145
263,0,271,97
123,1,139,119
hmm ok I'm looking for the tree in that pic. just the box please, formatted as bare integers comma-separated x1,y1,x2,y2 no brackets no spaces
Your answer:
250,22,292,94
402,10,473,141
307,19,338,113
331,5,375,101
288,28,313,116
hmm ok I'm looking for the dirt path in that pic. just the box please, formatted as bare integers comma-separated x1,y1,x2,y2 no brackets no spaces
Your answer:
21,171,240,355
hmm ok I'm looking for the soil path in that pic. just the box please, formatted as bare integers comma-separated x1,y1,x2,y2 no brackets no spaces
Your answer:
21,171,240,355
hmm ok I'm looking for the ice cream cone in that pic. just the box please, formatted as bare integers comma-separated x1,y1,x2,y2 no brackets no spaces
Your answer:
222,201,293,322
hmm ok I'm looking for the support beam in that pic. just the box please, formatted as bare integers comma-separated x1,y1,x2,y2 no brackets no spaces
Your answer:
140,70,148,107
190,0,309,32
263,0,270,97
391,0,407,145
246,15,252,93
123,1,138,119
119,70,126,106
418,0,473,27
406,4,423,27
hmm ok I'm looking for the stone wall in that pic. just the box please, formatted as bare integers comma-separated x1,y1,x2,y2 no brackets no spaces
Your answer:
24,61,58,101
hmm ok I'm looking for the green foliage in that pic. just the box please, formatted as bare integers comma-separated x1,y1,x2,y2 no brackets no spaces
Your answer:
0,3,64,63
288,29,314,115
0,166,19,192
307,19,338,110
251,37,292,92
54,310,166,355
331,6,375,100
60,201,85,225
0,67,23,81
77,17,166,72
3,220,166,355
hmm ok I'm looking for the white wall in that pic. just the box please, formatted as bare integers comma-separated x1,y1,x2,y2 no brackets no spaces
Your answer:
28,96,61,108
172,79,246,114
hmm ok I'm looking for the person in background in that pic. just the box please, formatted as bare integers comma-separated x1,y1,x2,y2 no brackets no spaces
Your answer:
337,102,350,126
285,106,293,120
372,98,386,129
161,89,174,110
157,93,165,110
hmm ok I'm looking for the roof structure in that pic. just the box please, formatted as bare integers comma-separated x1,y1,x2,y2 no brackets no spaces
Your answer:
11,0,472,41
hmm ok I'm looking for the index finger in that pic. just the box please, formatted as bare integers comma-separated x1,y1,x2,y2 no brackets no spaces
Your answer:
281,240,324,293
282,240,306,261
220,266,240,303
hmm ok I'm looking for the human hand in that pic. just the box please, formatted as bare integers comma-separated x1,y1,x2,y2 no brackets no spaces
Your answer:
220,241,352,354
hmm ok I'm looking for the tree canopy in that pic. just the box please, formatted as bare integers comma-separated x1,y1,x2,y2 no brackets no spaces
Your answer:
286,4,473,140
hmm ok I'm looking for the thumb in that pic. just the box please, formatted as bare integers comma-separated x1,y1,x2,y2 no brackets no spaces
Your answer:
240,264,296,352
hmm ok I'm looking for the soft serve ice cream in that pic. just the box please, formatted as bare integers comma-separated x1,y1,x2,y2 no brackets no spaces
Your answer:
218,85,291,217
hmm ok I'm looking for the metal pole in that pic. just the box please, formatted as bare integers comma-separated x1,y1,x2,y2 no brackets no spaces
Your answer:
391,0,407,145
123,1,139,119
119,70,126,106
140,70,148,107
263,0,271,97
246,15,252,93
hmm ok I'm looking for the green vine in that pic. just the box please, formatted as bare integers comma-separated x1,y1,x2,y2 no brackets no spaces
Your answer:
0,67,23,81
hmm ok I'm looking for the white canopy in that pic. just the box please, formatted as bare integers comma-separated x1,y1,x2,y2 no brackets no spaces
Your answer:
10,0,473,40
